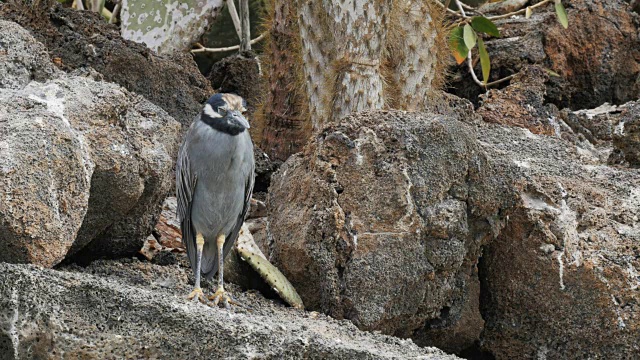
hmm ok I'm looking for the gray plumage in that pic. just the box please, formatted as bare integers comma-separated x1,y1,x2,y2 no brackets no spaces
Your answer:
176,93,254,281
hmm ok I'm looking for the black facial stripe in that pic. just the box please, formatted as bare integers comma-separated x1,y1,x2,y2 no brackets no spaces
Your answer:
200,113,246,136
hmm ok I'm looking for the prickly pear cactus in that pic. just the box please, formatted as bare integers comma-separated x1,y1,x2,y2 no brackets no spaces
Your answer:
120,0,225,55
236,224,305,309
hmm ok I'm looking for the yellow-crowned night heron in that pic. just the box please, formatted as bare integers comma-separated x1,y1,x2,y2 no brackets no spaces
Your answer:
176,93,255,308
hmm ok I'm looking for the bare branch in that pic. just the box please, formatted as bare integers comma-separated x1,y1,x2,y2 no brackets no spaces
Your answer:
466,50,515,88
455,0,467,17
191,33,266,54
466,50,484,86
240,0,251,52
73,0,85,10
486,0,553,21
442,0,554,23
109,3,121,24
484,73,516,87
433,0,467,17
226,0,243,41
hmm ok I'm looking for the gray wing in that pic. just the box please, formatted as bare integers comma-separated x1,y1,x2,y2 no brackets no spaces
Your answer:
176,142,198,274
202,158,255,280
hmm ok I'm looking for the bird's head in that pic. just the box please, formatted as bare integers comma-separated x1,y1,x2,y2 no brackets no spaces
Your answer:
201,93,250,135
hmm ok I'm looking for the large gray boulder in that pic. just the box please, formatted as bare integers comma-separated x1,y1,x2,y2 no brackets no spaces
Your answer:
0,261,461,360
0,20,58,90
267,109,515,350
0,20,181,266
0,83,92,268
464,67,640,357
476,121,640,358
267,101,640,357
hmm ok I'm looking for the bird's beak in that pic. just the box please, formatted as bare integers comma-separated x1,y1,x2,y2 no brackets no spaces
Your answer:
232,111,250,129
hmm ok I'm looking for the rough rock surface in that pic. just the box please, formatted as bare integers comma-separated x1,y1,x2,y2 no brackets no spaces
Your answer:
0,20,181,266
0,261,461,360
268,110,514,350
477,66,561,136
152,197,184,251
0,20,59,90
0,1,212,129
0,75,181,266
564,103,628,145
0,83,90,268
449,0,640,110
268,101,640,357
456,61,640,357
562,100,640,167
611,102,640,167
253,146,281,195
476,122,640,359
207,53,266,127
63,78,180,263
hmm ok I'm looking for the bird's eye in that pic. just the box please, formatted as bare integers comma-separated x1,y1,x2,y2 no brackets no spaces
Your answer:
218,107,228,116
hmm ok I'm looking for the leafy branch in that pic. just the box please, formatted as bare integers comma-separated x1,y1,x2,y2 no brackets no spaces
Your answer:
446,0,570,87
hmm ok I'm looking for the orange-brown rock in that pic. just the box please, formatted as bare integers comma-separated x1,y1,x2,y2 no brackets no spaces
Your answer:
449,0,640,111
153,197,184,251
268,109,514,349
476,121,640,359
477,66,559,135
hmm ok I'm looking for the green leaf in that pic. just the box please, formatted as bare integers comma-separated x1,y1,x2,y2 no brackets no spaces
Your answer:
471,16,501,37
449,27,469,64
463,24,477,50
477,37,491,85
555,0,569,29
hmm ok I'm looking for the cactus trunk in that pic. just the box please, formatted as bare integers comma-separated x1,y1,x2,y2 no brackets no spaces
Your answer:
259,0,446,160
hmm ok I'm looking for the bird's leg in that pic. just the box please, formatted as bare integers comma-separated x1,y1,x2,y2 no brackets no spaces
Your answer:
187,233,207,303
209,234,240,309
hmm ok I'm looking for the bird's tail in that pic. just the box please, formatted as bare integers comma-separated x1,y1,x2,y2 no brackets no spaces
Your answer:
201,240,219,279
201,227,241,280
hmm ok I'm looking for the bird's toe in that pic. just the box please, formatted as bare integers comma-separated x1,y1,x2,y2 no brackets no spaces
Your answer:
208,288,246,310
187,287,208,304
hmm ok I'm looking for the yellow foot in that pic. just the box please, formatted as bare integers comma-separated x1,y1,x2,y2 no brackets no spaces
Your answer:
208,288,241,309
187,287,207,304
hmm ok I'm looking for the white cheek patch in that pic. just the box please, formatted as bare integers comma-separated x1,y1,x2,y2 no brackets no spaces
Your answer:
203,103,223,118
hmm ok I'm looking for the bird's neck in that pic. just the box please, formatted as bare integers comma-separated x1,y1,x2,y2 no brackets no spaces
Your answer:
200,113,246,136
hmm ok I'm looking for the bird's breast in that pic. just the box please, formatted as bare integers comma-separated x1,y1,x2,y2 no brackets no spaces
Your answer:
186,121,253,238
